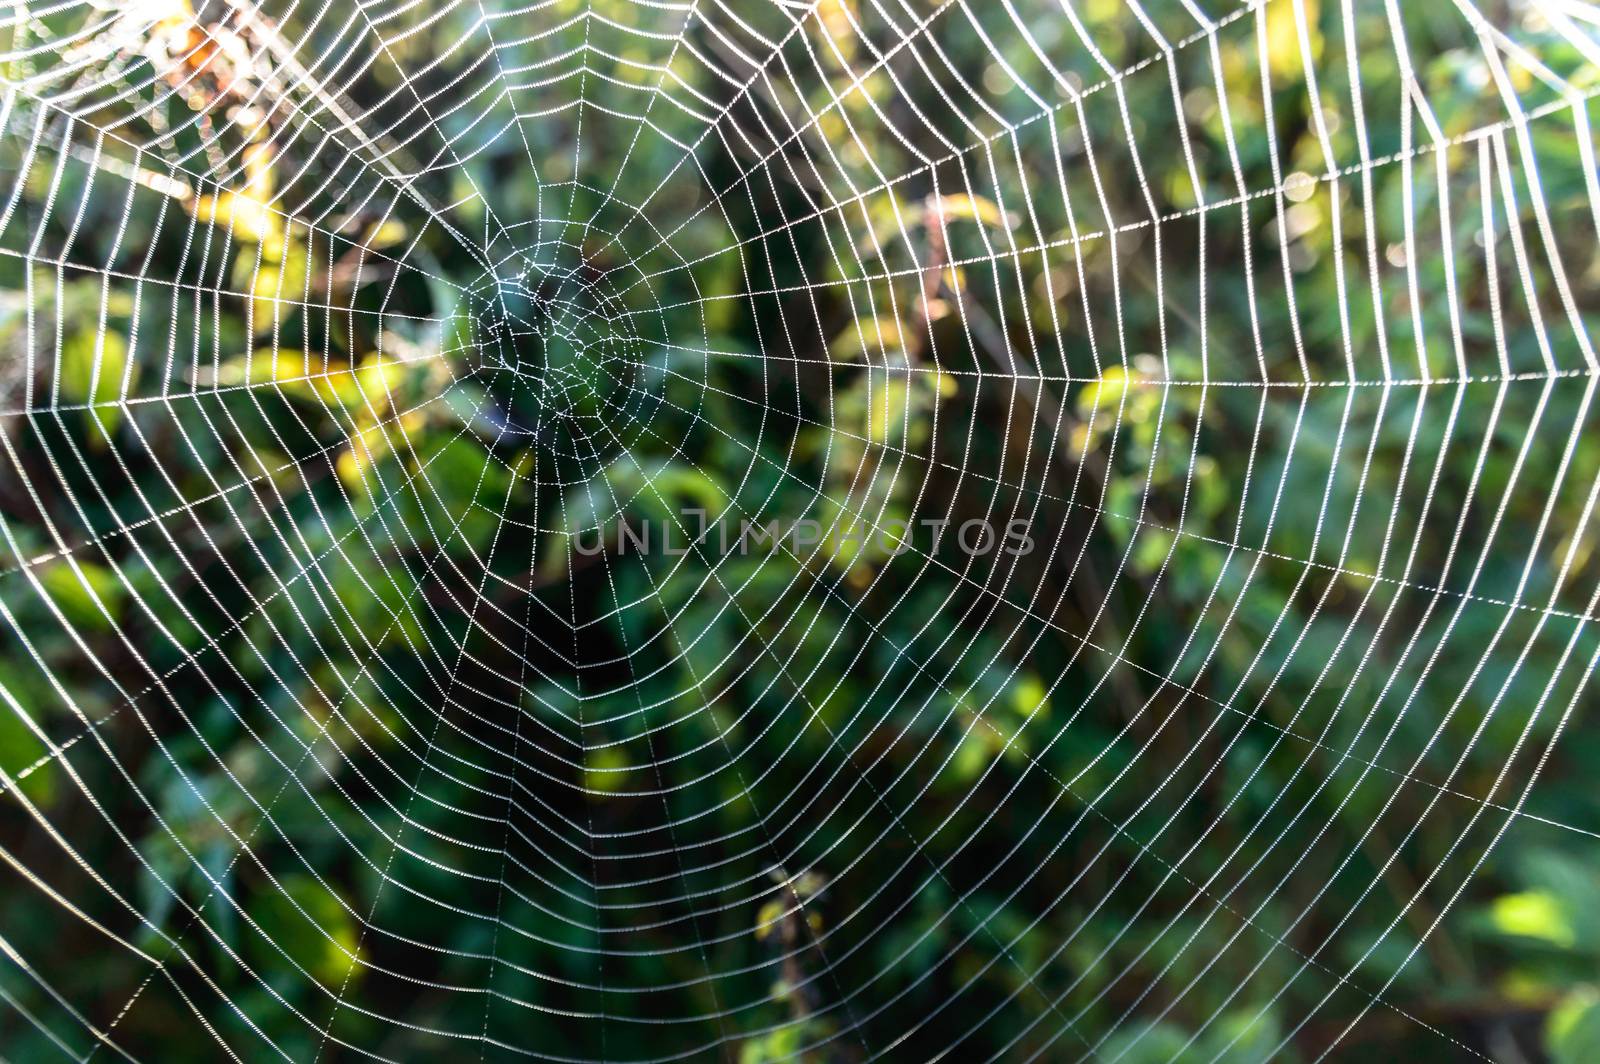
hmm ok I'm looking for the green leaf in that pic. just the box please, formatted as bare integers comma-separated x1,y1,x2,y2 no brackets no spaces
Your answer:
1549,987,1600,1064
584,745,630,793
59,327,132,439
1010,674,1050,718
1204,1009,1280,1064
38,560,125,631
0,679,53,806
738,1022,803,1064
249,875,362,987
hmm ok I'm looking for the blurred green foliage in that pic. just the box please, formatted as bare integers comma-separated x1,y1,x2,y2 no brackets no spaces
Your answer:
1,0,1600,1060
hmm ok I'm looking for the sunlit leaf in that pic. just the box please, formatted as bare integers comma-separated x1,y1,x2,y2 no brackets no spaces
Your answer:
189,142,279,243
932,192,1016,229
219,349,392,410
338,410,424,492
1490,891,1577,948
829,316,904,362
38,561,125,631
1010,674,1050,718
59,327,133,439
1264,0,1320,82
754,900,785,941
363,219,409,249
1076,364,1140,415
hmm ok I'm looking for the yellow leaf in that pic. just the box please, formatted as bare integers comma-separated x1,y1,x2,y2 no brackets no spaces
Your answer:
754,900,786,941
248,264,287,333
244,239,308,333
1010,675,1050,717
933,192,1015,229
829,316,903,362
189,142,279,243
218,348,309,388
356,355,405,413
338,421,387,493
339,411,422,492
190,190,274,243
364,219,409,249
1490,891,1576,948
1264,0,1320,83
222,350,396,409
815,0,857,60
1076,364,1139,415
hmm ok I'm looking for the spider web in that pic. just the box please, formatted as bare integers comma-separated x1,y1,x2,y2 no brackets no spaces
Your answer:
1,0,1599,1058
